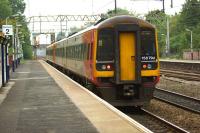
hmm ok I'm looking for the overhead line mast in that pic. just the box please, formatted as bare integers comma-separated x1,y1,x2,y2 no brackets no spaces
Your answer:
115,0,117,14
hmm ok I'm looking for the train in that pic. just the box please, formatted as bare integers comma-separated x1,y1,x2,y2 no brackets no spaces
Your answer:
46,15,160,106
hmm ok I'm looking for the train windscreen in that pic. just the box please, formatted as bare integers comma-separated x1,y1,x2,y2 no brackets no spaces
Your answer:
141,29,157,70
141,30,156,60
97,29,114,61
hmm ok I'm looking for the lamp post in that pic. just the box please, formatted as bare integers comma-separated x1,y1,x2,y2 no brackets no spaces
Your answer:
161,34,168,56
5,14,20,72
15,24,22,68
185,28,193,52
186,28,193,60
114,0,117,15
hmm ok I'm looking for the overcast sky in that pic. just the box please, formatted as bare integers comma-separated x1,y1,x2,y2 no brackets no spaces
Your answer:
24,0,186,17
25,0,186,36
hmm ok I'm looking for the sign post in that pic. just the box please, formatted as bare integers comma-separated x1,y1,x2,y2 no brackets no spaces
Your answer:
2,25,13,82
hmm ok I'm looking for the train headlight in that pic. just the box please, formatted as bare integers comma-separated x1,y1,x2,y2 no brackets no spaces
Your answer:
147,64,152,69
106,65,111,70
142,64,147,69
102,65,106,70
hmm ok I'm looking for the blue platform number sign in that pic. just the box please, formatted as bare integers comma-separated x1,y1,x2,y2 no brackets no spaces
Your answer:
2,25,13,36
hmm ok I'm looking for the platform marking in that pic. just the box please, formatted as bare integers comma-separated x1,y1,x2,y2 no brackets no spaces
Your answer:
10,76,50,81
16,71,46,74
23,107,38,110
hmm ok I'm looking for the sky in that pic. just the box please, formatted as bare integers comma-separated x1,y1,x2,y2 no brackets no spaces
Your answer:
24,0,186,39
24,0,186,17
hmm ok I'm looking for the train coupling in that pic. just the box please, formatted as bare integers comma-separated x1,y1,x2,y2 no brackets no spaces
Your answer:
123,85,134,96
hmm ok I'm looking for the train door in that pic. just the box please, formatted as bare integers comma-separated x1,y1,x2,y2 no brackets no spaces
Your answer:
115,24,141,84
119,32,136,81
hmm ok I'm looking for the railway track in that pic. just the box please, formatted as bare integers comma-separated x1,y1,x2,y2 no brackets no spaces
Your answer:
120,107,189,133
160,69,200,81
154,87,200,114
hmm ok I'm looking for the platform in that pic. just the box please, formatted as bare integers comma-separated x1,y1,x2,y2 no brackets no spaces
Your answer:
0,60,151,133
160,59,200,63
160,59,200,73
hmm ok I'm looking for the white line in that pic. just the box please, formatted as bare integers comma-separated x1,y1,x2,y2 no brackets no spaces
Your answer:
16,71,45,74
16,72,31,74
10,77,50,81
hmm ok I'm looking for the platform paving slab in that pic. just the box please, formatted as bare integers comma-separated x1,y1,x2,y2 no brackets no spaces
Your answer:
0,60,98,133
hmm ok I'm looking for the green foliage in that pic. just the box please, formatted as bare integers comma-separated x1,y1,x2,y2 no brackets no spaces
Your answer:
103,8,139,18
179,0,200,28
17,16,32,59
145,0,200,59
8,0,26,15
170,0,200,57
0,0,12,20
0,0,32,59
56,32,66,41
145,10,167,56
22,44,32,59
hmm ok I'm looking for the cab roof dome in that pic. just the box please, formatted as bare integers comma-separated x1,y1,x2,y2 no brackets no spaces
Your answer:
95,15,155,29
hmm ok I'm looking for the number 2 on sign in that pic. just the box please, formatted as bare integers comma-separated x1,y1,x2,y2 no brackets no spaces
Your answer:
6,29,9,34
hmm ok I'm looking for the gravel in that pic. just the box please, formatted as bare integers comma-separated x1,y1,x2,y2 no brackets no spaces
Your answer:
144,76,200,133
156,76,200,99
145,100,200,133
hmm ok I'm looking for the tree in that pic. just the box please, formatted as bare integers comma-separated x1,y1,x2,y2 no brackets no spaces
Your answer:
168,0,200,57
145,10,167,56
17,15,32,59
56,32,66,41
8,0,26,15
0,0,12,22
179,0,200,28
102,8,139,18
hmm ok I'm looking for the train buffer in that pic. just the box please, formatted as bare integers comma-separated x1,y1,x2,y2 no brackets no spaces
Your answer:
0,60,152,133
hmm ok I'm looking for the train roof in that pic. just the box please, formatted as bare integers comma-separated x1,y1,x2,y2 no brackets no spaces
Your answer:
95,15,155,29
66,15,155,39
48,15,155,47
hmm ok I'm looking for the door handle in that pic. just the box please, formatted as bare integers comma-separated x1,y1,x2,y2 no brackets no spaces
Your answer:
131,56,135,61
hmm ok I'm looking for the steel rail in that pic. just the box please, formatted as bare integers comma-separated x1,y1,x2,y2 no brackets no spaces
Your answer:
160,69,200,81
141,108,189,133
154,87,200,114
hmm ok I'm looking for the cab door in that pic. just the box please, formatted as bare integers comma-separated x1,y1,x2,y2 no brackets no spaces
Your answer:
114,24,141,84
119,32,136,81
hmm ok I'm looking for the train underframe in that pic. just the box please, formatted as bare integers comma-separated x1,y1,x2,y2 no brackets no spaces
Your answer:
47,60,155,107
93,78,155,107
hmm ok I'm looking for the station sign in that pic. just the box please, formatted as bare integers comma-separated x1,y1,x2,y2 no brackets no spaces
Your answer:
2,25,13,36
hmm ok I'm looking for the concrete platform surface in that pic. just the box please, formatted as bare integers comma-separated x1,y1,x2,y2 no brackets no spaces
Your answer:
160,59,200,63
0,60,152,133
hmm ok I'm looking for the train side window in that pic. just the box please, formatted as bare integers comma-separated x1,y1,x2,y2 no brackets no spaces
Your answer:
82,44,86,60
90,43,93,60
88,43,93,60
81,44,84,60
87,44,90,60
97,28,114,61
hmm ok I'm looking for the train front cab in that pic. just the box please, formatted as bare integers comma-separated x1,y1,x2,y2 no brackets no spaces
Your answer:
93,17,160,106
